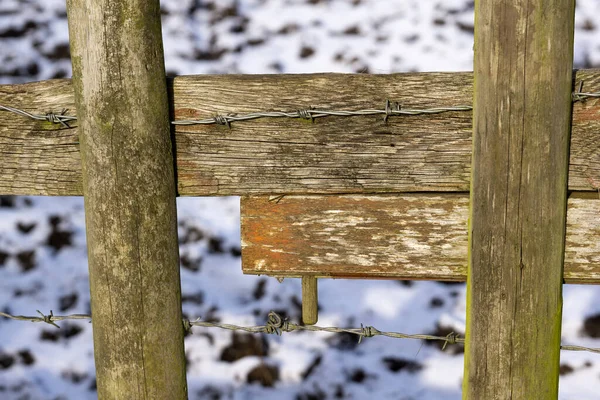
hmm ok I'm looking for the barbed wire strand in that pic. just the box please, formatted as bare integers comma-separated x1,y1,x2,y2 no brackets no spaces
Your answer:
2,310,599,354
172,103,474,127
1,83,598,128
0,104,77,128
572,92,600,101
572,81,600,102
0,310,92,328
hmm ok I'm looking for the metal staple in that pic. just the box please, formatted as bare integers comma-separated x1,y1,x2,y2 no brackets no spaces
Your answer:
2,310,599,354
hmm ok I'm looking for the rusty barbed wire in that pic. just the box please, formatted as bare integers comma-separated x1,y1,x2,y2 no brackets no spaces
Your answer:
2,310,599,354
1,83,598,129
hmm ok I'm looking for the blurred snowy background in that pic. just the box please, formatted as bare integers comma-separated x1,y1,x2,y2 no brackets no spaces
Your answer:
1,0,600,399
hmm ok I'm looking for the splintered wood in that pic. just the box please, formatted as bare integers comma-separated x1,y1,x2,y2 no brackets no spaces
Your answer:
241,195,600,283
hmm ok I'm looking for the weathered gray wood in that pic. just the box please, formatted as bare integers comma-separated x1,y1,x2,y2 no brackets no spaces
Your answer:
66,1,187,399
464,0,575,398
0,71,599,196
241,195,600,283
0,79,81,195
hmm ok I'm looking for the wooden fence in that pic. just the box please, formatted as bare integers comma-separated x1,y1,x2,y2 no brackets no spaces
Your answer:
1,0,599,398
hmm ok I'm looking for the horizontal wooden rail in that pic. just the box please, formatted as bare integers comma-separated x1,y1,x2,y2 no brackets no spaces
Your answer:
241,195,600,283
0,71,599,196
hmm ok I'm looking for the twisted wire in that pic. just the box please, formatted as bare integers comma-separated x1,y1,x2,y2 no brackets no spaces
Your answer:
1,83,598,128
2,310,599,354
0,104,76,128
172,103,474,127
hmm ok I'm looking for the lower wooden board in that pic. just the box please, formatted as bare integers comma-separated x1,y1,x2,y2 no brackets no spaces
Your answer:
241,195,600,283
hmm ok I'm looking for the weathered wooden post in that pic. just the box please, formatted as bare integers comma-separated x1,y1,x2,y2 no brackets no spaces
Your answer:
464,0,575,398
66,1,187,398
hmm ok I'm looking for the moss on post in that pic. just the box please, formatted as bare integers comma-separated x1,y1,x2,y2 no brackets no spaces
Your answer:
463,0,575,398
66,1,187,398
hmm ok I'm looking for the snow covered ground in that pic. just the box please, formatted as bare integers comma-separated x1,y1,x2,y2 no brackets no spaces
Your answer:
1,1,600,399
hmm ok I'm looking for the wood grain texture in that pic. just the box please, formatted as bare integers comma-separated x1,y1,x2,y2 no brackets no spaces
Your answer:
464,0,575,398
0,79,81,195
0,71,598,196
241,195,599,283
301,276,318,325
66,1,187,399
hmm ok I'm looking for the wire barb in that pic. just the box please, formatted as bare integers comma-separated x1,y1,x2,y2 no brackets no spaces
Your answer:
213,114,232,128
442,332,458,350
297,108,315,122
45,108,71,128
265,311,290,335
383,99,402,123
36,310,60,328
358,324,376,344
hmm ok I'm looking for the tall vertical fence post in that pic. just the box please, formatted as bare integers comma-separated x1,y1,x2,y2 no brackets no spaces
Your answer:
66,1,187,398
464,0,575,398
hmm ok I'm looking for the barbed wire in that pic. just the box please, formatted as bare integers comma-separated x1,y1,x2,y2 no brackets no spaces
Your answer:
2,310,599,354
0,310,92,328
0,104,77,128
171,101,473,127
572,92,600,102
1,82,598,129
0,100,472,128
185,311,464,348
572,81,600,102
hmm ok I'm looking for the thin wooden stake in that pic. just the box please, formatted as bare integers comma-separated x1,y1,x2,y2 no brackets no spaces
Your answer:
302,276,318,325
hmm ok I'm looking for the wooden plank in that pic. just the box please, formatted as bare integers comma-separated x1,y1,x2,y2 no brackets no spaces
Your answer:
66,1,187,399
464,0,574,398
241,195,600,284
0,71,598,196
0,79,82,195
